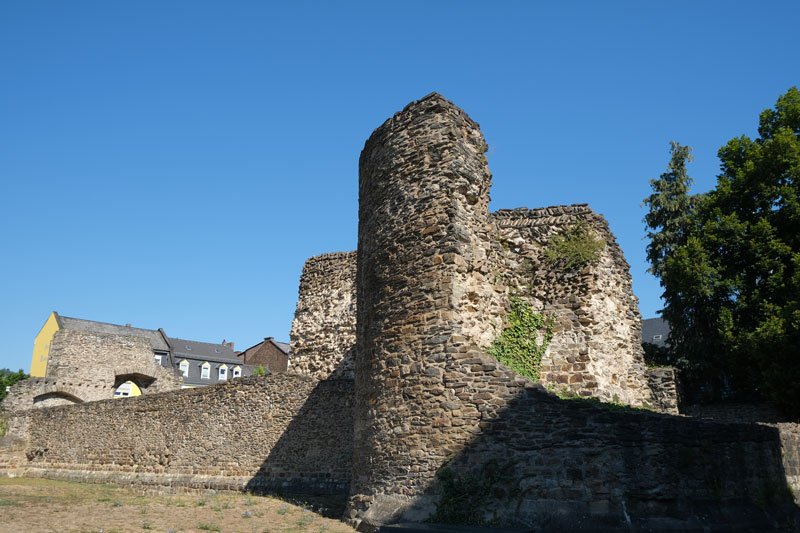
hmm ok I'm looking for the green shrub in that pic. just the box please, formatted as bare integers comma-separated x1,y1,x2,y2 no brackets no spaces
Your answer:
544,222,605,270
488,298,554,382
252,364,266,377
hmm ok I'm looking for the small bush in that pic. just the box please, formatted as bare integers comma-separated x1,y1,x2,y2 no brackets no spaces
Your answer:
252,364,267,377
544,222,605,270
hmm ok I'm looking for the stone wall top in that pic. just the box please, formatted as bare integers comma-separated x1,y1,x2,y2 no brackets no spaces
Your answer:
492,204,593,226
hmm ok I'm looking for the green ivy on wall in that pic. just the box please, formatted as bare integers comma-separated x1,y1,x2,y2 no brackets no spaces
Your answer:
544,222,605,270
488,298,554,381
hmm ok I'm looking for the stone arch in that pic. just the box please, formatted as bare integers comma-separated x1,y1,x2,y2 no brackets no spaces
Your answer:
32,390,84,407
113,372,157,393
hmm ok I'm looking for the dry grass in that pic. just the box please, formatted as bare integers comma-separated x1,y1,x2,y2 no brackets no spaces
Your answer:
0,477,354,532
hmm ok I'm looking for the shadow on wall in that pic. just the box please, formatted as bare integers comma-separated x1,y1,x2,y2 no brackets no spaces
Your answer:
245,359,355,518
397,385,800,531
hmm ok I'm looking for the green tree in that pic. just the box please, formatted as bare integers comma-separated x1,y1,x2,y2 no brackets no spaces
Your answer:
643,141,696,279
645,88,800,411
0,368,29,402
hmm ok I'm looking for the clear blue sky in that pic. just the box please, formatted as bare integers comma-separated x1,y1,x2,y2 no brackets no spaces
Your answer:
1,1,797,372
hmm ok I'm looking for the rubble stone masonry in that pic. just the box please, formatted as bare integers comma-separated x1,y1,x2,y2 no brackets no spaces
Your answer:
4,329,181,409
1,375,353,495
289,252,357,379
2,94,798,531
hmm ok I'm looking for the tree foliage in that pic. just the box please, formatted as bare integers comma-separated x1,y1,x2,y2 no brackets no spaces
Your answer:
0,368,29,402
645,88,800,412
643,141,696,279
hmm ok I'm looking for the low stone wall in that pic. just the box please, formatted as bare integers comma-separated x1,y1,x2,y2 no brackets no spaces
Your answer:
419,381,799,530
1,375,353,496
682,401,800,501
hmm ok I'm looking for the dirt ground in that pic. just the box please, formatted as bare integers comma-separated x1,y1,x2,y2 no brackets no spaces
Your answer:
0,477,355,533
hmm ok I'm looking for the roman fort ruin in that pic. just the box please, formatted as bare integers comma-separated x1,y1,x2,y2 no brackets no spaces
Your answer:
2,93,799,531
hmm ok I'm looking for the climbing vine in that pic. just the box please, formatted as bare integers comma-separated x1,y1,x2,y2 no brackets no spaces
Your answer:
544,222,605,270
488,298,554,381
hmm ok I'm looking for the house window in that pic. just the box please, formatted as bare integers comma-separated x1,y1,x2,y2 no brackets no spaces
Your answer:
179,360,190,377
114,381,141,398
114,381,133,397
154,354,163,365
219,365,228,381
232,366,242,378
652,335,663,341
201,362,211,380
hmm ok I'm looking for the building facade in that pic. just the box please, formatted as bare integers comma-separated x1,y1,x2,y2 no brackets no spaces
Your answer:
237,337,290,373
4,312,270,410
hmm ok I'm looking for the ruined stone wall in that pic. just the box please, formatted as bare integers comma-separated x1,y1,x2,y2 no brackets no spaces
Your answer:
290,252,357,380
2,329,181,410
425,383,799,530
646,366,679,413
348,94,724,530
47,329,179,390
1,375,354,495
2,379,109,410
289,166,674,412
491,206,655,406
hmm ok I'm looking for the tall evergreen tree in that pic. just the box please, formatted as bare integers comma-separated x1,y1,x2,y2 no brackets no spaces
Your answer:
645,88,800,411
643,141,696,279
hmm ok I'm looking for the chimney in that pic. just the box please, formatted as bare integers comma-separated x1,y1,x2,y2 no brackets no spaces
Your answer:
222,339,234,350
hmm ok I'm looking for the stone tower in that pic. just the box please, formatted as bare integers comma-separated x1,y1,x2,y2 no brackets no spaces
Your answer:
349,93,506,525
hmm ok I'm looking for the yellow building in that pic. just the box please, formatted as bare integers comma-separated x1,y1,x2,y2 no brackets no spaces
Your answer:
30,311,60,377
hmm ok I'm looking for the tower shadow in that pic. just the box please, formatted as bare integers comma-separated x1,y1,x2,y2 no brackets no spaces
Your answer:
406,384,799,531
245,359,354,518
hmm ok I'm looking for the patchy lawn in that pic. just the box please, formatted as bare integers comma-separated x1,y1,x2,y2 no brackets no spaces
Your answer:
0,477,354,532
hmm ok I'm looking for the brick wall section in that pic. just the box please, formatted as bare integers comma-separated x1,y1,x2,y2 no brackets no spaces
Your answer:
1,375,354,495
239,341,289,373
290,252,357,379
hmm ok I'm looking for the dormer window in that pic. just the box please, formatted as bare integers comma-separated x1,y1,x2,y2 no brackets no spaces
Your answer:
232,366,242,378
219,364,228,381
179,360,190,377
201,362,211,380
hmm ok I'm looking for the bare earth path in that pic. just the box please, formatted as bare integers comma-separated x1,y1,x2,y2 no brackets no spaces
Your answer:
0,477,355,533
